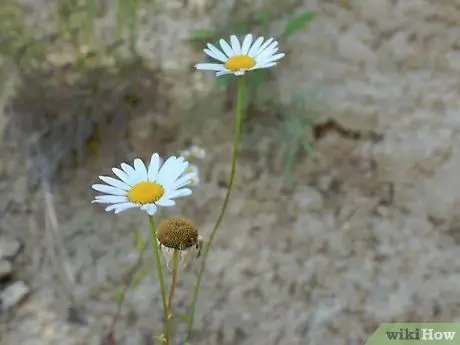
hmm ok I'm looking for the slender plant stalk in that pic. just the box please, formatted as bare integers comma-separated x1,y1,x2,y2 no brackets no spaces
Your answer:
168,250,180,310
186,76,245,341
149,215,171,345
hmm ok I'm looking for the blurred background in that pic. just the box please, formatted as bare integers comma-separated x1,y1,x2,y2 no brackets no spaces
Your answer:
1,0,460,344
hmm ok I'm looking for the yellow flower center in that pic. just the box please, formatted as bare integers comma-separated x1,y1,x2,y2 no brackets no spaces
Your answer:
224,55,256,71
127,181,164,204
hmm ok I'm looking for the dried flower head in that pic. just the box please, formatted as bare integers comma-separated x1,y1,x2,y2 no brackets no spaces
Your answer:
156,217,203,269
157,217,198,250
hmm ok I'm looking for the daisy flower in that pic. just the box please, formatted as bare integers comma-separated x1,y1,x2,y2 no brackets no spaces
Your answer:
195,34,285,77
91,153,197,215
179,145,206,160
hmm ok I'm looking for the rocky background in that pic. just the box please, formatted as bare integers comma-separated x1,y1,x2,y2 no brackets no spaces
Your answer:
1,0,460,345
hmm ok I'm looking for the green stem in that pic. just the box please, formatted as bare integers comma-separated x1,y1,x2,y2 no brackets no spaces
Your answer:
168,250,180,311
186,76,245,342
149,215,171,345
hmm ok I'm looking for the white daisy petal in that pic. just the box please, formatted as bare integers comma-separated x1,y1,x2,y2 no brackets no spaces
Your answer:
256,48,280,63
255,41,278,59
254,62,277,70
133,159,148,180
112,167,132,186
219,38,234,57
263,52,285,63
256,37,275,54
120,163,140,184
167,188,192,199
92,195,127,204
241,34,253,54
172,172,196,189
247,36,264,56
99,176,130,191
156,198,176,207
105,202,137,213
216,70,232,77
92,184,127,196
148,153,161,181
230,35,241,54
203,48,224,62
144,204,158,215
157,156,185,185
120,162,136,176
195,63,225,71
205,44,228,62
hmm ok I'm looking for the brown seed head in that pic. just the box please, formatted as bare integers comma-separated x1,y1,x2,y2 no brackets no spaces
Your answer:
156,217,198,250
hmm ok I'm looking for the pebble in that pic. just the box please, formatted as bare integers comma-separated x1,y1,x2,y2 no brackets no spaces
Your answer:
0,281,30,311
0,259,12,279
0,236,23,261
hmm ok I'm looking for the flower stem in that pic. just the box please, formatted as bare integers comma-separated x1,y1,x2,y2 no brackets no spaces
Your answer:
149,215,171,345
186,76,245,341
168,249,180,311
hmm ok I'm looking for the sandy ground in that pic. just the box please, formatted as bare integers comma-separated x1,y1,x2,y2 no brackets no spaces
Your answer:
2,0,460,345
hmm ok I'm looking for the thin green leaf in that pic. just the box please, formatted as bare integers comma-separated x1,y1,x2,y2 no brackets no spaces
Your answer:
282,11,316,38
131,266,151,289
188,29,217,41
114,289,124,303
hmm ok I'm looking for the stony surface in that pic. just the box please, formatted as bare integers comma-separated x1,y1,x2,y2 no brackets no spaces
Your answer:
0,260,12,280
1,0,460,345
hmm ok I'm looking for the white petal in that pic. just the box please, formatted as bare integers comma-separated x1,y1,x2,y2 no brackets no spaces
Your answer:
99,176,130,191
156,197,176,207
143,204,158,215
256,46,279,61
253,62,277,70
112,167,132,186
92,184,127,196
205,43,228,62
157,157,188,186
148,153,161,181
230,35,241,55
172,172,196,189
166,188,192,199
195,63,225,71
234,70,245,76
261,52,285,63
216,69,232,77
120,163,140,185
156,156,177,185
241,34,253,54
120,162,136,176
219,38,234,57
255,40,278,59
134,159,148,180
203,48,224,63
247,36,264,57
92,195,127,203
105,202,137,213
253,38,275,57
